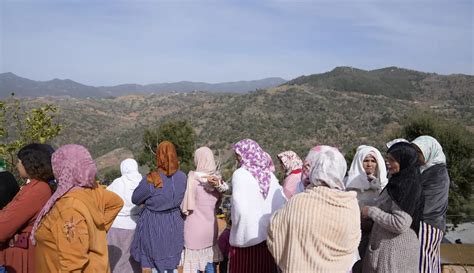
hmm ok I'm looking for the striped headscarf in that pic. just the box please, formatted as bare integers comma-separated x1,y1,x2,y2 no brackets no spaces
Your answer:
412,135,446,173
277,150,303,176
233,139,272,199
31,144,97,244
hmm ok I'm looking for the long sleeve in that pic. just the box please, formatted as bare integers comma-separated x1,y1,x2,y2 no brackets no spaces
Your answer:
368,201,412,234
54,207,90,272
102,190,124,231
0,182,51,242
132,178,152,205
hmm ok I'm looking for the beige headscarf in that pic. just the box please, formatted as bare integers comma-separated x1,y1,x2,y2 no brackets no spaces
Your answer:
181,147,219,215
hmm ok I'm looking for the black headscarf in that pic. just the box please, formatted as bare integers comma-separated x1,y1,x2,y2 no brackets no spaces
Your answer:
0,171,20,209
386,142,424,235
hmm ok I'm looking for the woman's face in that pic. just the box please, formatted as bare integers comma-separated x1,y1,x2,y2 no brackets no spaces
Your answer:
16,159,29,178
235,153,242,166
413,144,426,165
386,154,400,175
362,154,377,176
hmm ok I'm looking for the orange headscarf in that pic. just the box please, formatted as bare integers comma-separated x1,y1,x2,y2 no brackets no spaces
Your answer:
147,141,179,188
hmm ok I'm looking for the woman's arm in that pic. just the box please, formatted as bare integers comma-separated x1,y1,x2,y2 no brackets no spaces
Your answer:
131,177,152,205
102,190,124,231
0,183,50,242
367,201,412,234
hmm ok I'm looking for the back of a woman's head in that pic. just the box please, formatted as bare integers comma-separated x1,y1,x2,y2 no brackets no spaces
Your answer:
387,142,419,172
52,144,97,188
17,143,55,182
306,145,347,190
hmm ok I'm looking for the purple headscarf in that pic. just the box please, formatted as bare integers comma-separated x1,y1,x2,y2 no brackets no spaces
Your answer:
233,139,272,199
31,144,97,244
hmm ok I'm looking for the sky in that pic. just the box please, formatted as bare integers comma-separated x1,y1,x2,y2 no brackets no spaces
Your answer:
1,0,473,86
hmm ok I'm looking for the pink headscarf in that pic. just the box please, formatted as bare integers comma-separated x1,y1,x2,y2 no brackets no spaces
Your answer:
233,139,272,199
31,144,97,244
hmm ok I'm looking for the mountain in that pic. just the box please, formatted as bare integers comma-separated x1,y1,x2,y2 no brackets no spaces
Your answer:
0,72,287,98
0,72,104,98
286,66,473,104
8,66,469,162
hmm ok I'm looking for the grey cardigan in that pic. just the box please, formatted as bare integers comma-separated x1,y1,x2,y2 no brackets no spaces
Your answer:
362,190,419,273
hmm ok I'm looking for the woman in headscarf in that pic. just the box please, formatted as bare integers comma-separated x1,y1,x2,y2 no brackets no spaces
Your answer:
345,145,388,205
131,141,187,273
180,147,228,273
32,144,123,273
345,145,388,273
0,144,54,273
411,135,450,273
277,151,303,199
107,158,143,273
268,145,361,273
229,139,286,273
361,142,423,273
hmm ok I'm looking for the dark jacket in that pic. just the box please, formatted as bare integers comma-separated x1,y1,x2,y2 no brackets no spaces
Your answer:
421,164,450,231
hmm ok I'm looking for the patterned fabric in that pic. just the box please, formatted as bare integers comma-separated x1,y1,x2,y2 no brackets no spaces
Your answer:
31,144,97,244
412,135,446,173
147,141,179,188
302,145,347,190
233,139,272,199
345,145,388,190
277,151,303,176
419,221,443,273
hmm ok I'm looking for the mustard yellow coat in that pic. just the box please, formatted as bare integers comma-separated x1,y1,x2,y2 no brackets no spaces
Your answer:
35,186,123,273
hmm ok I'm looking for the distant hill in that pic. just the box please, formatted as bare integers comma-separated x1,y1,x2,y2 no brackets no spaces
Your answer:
287,66,473,104
4,66,472,168
0,72,286,98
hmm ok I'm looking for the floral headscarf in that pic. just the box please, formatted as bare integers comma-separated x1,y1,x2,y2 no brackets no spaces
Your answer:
411,135,446,173
302,145,347,190
277,150,303,176
233,139,272,199
31,144,97,244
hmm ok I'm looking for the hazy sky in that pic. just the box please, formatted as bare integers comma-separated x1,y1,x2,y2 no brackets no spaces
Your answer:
1,0,472,86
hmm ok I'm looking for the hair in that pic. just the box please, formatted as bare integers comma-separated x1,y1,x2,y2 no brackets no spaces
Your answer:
17,143,55,182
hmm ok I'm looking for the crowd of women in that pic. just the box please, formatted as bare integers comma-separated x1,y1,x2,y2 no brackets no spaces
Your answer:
0,135,450,273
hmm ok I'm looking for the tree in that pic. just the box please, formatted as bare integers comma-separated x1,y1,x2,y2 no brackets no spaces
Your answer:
390,110,474,225
138,120,196,173
0,95,62,177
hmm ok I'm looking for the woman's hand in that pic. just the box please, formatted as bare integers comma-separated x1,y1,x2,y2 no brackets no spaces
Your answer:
207,176,220,187
362,206,371,218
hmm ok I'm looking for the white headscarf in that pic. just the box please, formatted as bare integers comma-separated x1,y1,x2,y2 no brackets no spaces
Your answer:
304,145,347,190
345,145,388,191
412,135,446,173
107,158,142,229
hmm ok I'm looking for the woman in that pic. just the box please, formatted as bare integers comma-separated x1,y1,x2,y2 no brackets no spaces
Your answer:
346,145,388,206
229,139,286,273
277,150,303,199
361,142,423,273
180,147,228,273
268,145,361,273
0,144,54,273
345,145,388,272
32,144,124,273
412,135,450,273
131,141,187,273
107,158,143,273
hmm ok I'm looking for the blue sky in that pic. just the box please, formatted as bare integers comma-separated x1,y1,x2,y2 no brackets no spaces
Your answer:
1,0,472,86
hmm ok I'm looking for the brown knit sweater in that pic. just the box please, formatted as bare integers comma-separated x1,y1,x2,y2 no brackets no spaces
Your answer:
267,186,361,273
